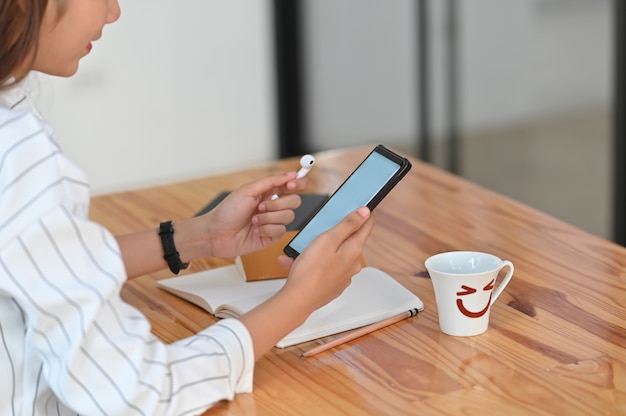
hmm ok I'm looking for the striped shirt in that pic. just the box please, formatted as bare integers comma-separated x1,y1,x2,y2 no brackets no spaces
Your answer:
0,83,254,415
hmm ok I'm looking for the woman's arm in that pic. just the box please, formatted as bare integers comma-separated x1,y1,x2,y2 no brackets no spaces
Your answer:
115,172,305,279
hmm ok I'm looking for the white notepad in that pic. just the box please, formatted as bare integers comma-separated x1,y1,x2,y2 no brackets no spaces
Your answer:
157,266,424,348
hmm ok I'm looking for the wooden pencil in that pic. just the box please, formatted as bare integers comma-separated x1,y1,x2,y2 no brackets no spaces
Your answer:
301,308,420,358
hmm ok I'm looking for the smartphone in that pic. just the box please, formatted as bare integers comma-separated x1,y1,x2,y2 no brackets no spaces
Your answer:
283,145,412,258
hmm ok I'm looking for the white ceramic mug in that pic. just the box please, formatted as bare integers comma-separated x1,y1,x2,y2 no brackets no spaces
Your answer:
425,251,514,336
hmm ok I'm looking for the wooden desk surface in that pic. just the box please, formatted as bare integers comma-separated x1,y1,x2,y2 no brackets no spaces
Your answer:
91,146,626,415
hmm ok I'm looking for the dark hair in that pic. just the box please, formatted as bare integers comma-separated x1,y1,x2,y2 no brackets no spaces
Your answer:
0,0,49,90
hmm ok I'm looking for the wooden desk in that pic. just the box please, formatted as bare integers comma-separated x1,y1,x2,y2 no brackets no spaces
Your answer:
91,146,626,415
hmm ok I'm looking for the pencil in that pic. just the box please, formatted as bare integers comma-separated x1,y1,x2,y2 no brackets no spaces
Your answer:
300,308,420,358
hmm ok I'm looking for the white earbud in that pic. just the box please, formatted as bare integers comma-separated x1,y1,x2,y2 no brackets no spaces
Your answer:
271,154,315,200
296,154,315,179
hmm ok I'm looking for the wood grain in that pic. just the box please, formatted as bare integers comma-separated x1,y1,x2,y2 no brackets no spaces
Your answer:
90,146,626,415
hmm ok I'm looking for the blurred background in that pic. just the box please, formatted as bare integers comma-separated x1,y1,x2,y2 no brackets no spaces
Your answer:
35,0,617,243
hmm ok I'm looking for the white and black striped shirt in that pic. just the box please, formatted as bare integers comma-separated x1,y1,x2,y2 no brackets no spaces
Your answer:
0,83,254,415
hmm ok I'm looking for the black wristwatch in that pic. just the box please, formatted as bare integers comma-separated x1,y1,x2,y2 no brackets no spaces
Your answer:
158,220,189,274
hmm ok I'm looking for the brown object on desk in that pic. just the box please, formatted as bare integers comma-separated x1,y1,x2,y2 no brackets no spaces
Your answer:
91,146,626,415
237,231,297,281
238,231,366,281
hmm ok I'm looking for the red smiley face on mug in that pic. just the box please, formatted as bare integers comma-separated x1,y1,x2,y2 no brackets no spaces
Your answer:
456,279,495,318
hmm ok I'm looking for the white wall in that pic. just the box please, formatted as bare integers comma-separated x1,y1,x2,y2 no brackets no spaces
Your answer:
35,0,276,195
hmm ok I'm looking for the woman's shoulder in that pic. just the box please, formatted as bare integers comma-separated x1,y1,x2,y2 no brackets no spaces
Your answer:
0,106,55,152
0,104,90,226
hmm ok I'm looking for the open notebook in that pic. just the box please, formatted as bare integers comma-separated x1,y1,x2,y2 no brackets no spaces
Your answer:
157,266,424,348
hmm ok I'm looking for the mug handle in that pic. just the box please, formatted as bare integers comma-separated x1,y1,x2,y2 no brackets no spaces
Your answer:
490,260,514,305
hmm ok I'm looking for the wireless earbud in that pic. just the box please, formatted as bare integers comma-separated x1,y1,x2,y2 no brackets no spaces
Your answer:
271,154,315,200
296,154,315,179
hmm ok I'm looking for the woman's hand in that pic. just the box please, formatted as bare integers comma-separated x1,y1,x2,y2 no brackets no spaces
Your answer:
200,171,306,259
239,206,375,359
280,207,375,310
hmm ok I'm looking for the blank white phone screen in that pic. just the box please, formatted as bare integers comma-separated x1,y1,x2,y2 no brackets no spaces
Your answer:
289,151,401,254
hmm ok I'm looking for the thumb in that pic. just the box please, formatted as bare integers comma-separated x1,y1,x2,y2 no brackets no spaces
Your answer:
277,255,294,270
325,207,371,242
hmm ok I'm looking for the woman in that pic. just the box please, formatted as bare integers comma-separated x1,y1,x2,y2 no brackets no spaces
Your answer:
0,0,374,414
